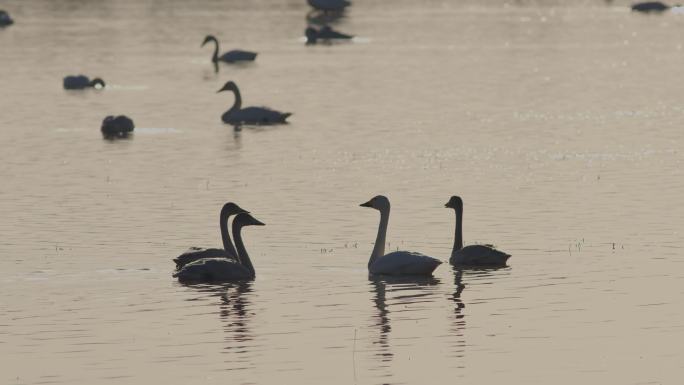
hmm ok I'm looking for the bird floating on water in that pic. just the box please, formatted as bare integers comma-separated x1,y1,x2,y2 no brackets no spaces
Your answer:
360,195,442,276
305,26,353,44
63,75,105,90
202,35,257,64
218,81,291,126
101,115,134,138
0,10,13,27
308,0,351,13
631,1,674,12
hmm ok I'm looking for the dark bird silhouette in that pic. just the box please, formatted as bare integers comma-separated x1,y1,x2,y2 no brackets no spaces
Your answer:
305,26,353,44
63,75,105,90
217,81,291,125
101,115,134,138
308,0,351,13
0,10,13,27
631,1,673,12
202,35,257,64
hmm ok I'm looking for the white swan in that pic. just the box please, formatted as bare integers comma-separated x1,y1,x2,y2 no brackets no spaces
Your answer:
173,202,248,270
201,35,257,63
173,213,264,282
445,196,511,266
360,195,442,276
218,81,292,125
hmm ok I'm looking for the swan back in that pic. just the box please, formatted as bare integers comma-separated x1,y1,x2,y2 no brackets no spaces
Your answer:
450,245,510,267
173,258,252,282
370,251,442,276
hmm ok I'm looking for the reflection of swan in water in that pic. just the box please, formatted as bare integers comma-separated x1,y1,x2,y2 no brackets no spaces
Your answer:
305,26,353,45
202,35,257,64
445,195,511,267
360,195,442,276
174,202,248,269
219,281,254,347
63,75,105,90
218,81,292,125
306,10,345,26
0,10,13,27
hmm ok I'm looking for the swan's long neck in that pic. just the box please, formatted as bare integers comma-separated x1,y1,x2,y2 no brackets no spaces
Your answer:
452,206,464,257
233,222,255,278
369,206,389,267
220,213,238,258
211,38,219,62
230,87,242,111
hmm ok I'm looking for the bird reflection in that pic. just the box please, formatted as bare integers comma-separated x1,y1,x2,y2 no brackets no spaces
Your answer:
450,268,467,358
368,275,440,363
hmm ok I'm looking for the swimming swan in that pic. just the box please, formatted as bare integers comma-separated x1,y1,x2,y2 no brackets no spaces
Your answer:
360,195,442,276
631,1,673,12
101,115,134,138
445,196,511,266
63,75,105,90
218,81,292,125
173,213,264,282
308,0,351,12
201,35,257,63
173,202,248,269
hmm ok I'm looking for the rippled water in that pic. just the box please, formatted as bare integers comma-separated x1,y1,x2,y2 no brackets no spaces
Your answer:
2,0,684,384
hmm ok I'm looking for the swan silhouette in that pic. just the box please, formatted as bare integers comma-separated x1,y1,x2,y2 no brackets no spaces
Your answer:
63,75,105,90
201,35,257,64
173,202,249,270
218,81,291,125
0,10,14,27
445,196,511,267
631,1,673,12
173,213,264,282
360,195,442,276
101,115,134,138
305,26,353,44
308,0,351,13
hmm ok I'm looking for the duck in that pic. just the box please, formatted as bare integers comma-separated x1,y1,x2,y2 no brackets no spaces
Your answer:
360,195,442,276
445,196,511,267
218,81,291,125
63,75,105,90
173,202,249,270
201,35,257,64
305,26,353,44
173,213,264,282
101,115,134,138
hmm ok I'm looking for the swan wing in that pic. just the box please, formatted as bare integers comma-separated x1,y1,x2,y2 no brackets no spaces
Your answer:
219,50,258,63
450,245,511,266
173,247,237,270
173,258,252,282
370,251,442,276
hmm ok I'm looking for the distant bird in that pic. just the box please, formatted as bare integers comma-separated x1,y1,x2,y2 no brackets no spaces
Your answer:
63,75,105,90
0,10,13,27
218,81,291,125
359,195,442,276
173,213,265,283
201,35,257,64
631,1,672,12
444,196,511,267
101,115,134,138
305,26,353,44
308,0,351,13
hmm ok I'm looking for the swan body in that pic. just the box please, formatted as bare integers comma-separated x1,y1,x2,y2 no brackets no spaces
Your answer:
174,213,264,283
0,10,14,27
101,115,134,138
445,196,511,267
202,35,257,63
305,26,353,44
173,202,248,270
360,195,442,276
218,81,291,125
63,75,105,90
308,0,351,12
631,1,671,12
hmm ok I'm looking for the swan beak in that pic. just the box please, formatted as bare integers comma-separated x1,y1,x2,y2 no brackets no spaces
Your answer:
360,200,372,207
444,203,450,208
253,219,266,226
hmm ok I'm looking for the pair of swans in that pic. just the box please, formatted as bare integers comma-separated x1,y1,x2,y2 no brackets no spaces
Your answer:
360,195,510,276
63,75,105,90
218,81,291,125
101,115,134,138
202,35,257,64
173,203,264,282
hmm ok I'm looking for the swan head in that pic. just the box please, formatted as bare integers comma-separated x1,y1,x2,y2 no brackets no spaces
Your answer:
233,213,266,227
220,202,249,218
444,196,463,209
217,81,238,93
90,78,106,89
201,35,217,47
360,195,390,211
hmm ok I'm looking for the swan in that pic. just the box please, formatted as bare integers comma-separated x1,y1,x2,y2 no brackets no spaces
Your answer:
445,196,511,267
218,81,292,125
0,10,13,27
201,35,257,64
631,1,672,12
360,195,442,276
63,75,105,90
173,213,264,282
101,115,134,138
173,202,248,270
308,0,351,12
305,26,353,44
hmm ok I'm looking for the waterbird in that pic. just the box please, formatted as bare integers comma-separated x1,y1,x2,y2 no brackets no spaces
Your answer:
63,75,105,90
218,81,291,125
308,0,351,13
0,10,13,27
173,213,264,282
305,26,353,44
445,196,511,267
173,202,249,270
101,115,134,138
202,35,257,63
360,196,442,276
631,1,673,12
